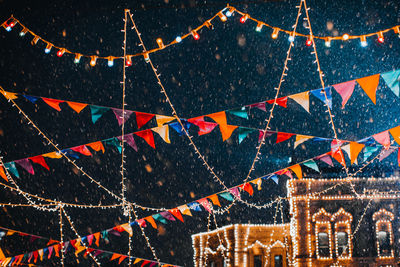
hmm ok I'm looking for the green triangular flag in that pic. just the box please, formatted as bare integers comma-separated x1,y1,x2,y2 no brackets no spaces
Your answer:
227,107,248,119
302,160,319,172
238,127,256,144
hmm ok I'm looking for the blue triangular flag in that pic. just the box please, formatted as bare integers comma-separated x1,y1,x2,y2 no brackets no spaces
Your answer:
312,137,329,142
187,202,202,211
302,160,319,172
169,120,191,136
227,107,248,119
23,94,39,103
4,162,19,178
270,174,279,184
363,146,380,162
381,70,400,97
90,105,109,124
61,149,80,159
104,138,122,154
311,87,332,109
238,127,255,144
358,137,376,146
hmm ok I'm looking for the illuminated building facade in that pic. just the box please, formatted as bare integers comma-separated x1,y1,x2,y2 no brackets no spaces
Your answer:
192,177,400,266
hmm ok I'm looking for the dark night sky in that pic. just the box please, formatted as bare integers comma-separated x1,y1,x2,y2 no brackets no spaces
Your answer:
0,0,399,266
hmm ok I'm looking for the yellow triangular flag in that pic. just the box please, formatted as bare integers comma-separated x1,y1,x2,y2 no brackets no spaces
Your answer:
133,258,142,264
289,92,309,113
155,115,175,127
1,91,18,100
289,164,302,179
294,135,312,148
120,223,133,236
178,205,192,216
38,249,44,261
42,152,62,159
152,125,171,143
250,178,262,190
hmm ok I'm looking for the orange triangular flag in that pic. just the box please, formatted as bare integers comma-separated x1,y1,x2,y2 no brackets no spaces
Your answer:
0,166,8,182
87,141,105,153
289,164,302,179
120,223,133,236
145,216,157,229
207,111,228,125
349,142,365,165
134,258,142,264
250,178,262,190
118,255,128,264
219,124,238,141
208,194,221,207
155,115,175,127
152,126,170,143
66,101,88,113
389,125,400,145
1,91,18,100
93,232,101,247
42,152,62,158
42,98,64,111
135,129,155,149
294,135,312,148
110,253,121,261
356,74,380,104
289,92,310,113
177,205,192,216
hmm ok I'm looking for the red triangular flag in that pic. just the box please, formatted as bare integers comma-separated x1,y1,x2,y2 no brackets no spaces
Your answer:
71,145,92,156
135,129,155,149
242,183,254,196
267,96,288,108
333,80,356,108
29,155,50,171
118,255,128,264
42,98,64,111
66,101,88,113
135,112,155,129
276,132,294,143
356,74,380,104
169,208,184,222
249,102,266,112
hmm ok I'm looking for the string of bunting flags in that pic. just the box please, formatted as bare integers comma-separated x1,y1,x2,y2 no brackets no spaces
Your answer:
1,6,399,67
3,124,400,266
1,68,399,132
0,227,179,266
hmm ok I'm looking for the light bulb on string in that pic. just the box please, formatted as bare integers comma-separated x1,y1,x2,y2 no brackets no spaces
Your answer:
360,36,367,47
204,21,214,30
19,27,28,36
240,15,249,24
377,32,384,43
324,37,331,47
255,22,263,32
90,56,97,66
288,32,295,42
192,30,200,40
126,55,132,67
394,26,400,38
56,49,65,57
44,43,52,54
107,56,114,67
74,54,82,64
342,34,349,41
175,36,182,43
218,12,227,22
306,38,312,46
271,28,279,39
156,38,164,48
225,7,234,17
143,53,150,63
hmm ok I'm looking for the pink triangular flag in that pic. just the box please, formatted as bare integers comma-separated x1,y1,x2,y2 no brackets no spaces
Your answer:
112,109,134,126
373,131,390,148
379,147,396,161
316,154,334,166
15,159,34,175
229,187,241,200
258,130,273,144
117,134,138,152
333,80,356,108
197,198,212,213
249,102,266,112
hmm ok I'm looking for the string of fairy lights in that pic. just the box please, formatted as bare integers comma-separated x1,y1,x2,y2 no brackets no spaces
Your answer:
0,1,399,266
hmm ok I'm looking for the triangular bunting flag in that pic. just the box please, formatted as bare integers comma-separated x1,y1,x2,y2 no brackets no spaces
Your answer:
389,125,400,145
341,144,351,160
66,101,87,113
152,214,168,224
160,211,176,221
112,109,134,126
208,194,221,207
135,130,155,149
258,130,273,144
155,115,174,127
15,159,34,175
1,91,18,100
270,174,279,184
311,87,332,108
135,112,155,129
229,187,241,199
133,258,142,264
110,253,121,261
42,151,62,158
87,235,93,246
90,106,109,124
87,141,105,153
316,153,334,166
266,96,288,108
289,92,310,113
349,142,365,165
169,208,184,222
71,145,92,156
207,111,228,125
333,80,356,108
117,134,138,151
242,183,254,196
302,160,319,172
42,98,64,111
227,107,248,119
294,135,312,148
0,166,8,182
120,223,133,236
276,132,294,144
4,162,19,178
29,155,50,171
250,178,262,190
177,205,192,217
23,94,39,103
363,146,379,162
169,120,191,136
187,202,202,212
238,127,256,144
197,198,212,213
219,124,238,141
249,102,266,112
381,70,400,97
93,232,101,247
379,147,396,161
152,126,171,143
188,116,218,136
219,192,234,202
356,74,380,104
145,216,157,229
119,255,128,264
373,131,390,148
104,138,122,153
289,164,302,179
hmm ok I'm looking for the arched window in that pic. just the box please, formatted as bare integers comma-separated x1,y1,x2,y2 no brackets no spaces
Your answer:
312,208,333,259
318,232,330,257
373,209,394,259
332,208,353,259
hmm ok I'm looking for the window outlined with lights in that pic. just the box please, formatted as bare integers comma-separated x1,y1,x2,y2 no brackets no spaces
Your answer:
372,209,394,259
331,207,353,260
312,208,333,260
